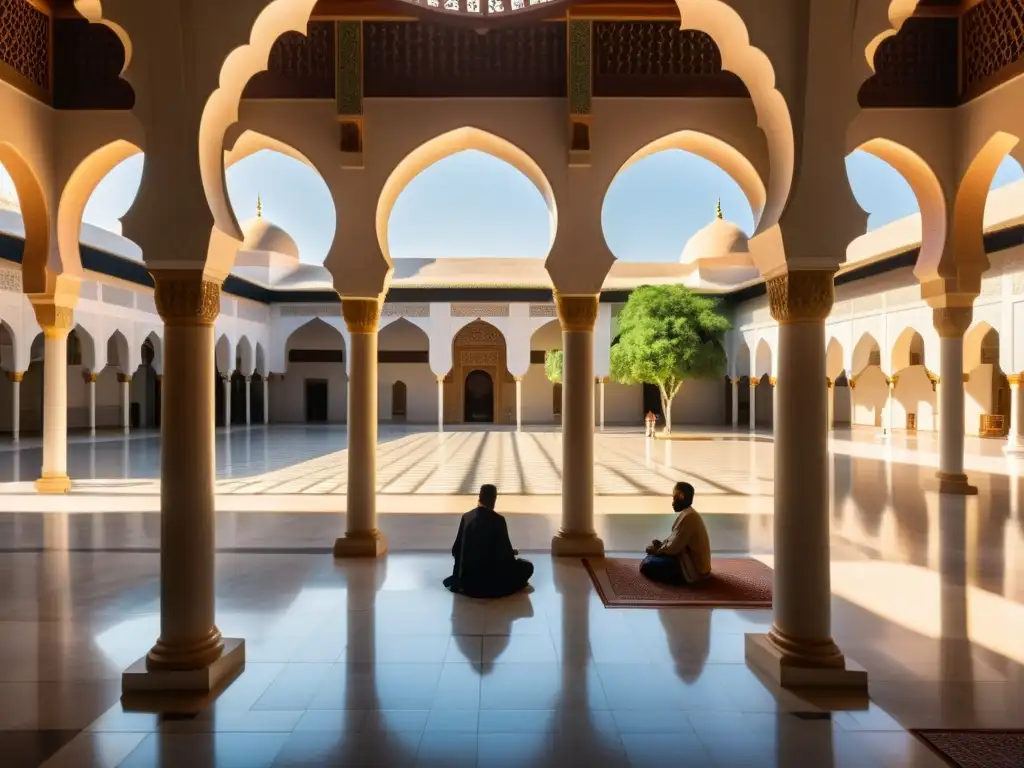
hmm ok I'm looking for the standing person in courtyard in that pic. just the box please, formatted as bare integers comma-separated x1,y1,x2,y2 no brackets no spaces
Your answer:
640,481,712,586
444,484,534,598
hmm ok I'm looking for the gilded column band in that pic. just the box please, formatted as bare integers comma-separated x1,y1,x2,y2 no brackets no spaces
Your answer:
32,303,74,338
555,293,598,332
152,270,221,326
7,371,24,383
342,298,381,333
767,270,835,324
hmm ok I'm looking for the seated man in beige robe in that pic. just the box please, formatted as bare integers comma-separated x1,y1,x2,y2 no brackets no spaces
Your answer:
640,481,712,586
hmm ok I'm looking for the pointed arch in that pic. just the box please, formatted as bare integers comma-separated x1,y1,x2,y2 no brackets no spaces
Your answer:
377,127,558,264
671,0,794,234
215,333,236,376
0,142,52,295
0,320,17,372
143,330,163,375
236,335,255,375
753,338,773,378
378,316,430,351
852,332,882,377
964,321,998,373
106,329,131,373
255,341,267,376
73,324,98,372
733,338,751,378
890,327,926,373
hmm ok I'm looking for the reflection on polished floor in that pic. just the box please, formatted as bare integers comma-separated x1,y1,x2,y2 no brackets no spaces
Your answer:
1,427,1022,765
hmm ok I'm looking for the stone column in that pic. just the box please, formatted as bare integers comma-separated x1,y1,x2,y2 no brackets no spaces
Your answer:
882,375,897,438
770,377,778,430
262,376,269,425
515,376,523,433
222,376,232,428
931,373,940,433
118,373,132,434
934,307,977,494
334,298,386,557
1006,374,1022,455
244,376,252,426
597,377,606,431
33,305,73,493
731,377,739,427
126,270,243,691
7,371,22,442
551,293,604,556
436,375,445,433
749,379,758,431
745,270,864,690
84,372,97,435
826,378,834,431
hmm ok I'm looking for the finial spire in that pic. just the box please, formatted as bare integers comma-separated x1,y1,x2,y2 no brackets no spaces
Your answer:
256,193,263,219
716,199,723,220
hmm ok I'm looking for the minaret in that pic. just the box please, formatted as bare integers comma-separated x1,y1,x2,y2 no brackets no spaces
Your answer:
716,199,723,220
256,193,263,219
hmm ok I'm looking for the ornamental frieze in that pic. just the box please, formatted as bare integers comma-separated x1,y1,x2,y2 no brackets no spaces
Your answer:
451,304,509,318
0,267,22,293
382,303,429,318
280,305,343,317
462,350,499,366
529,304,557,317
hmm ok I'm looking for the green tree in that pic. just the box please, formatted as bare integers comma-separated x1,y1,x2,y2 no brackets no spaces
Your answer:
610,285,730,433
544,349,563,383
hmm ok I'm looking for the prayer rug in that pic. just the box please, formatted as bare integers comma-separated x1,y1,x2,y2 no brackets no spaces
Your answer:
912,730,1024,768
583,557,772,608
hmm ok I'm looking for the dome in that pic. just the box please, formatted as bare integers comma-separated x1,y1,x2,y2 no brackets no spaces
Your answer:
679,208,750,266
240,217,299,260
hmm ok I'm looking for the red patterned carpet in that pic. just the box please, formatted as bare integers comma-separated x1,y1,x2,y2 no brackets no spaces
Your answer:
583,557,773,608
913,730,1024,768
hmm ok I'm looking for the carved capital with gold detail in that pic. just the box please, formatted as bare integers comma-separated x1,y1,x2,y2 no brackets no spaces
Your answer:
117,373,132,384
963,373,970,384
826,378,832,389
152,270,221,327
849,379,857,390
932,307,972,339
766,270,835,325
887,375,899,388
7,371,24,384
555,293,599,332
768,377,777,387
342,298,381,334
83,372,98,384
31,301,74,339
1009,374,1022,388
749,379,759,389
731,377,740,385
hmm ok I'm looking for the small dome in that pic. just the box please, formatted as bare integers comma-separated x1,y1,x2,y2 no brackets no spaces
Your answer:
240,217,299,260
680,217,749,265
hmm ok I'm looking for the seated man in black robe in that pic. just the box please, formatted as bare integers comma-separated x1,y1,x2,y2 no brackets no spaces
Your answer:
443,484,533,598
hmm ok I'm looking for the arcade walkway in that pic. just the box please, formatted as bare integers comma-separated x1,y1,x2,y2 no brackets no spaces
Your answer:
0,427,1022,765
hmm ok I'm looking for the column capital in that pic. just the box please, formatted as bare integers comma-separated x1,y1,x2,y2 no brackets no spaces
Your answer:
244,376,252,383
886,375,898,387
515,376,524,383
82,372,98,383
731,376,740,385
554,292,599,332
826,377,832,388
750,379,760,388
849,379,857,389
152,270,221,326
31,301,74,339
963,373,970,383
342,297,381,333
766,269,834,325
1009,374,1022,388
769,377,777,387
117,373,133,384
7,371,24,383
932,306,972,338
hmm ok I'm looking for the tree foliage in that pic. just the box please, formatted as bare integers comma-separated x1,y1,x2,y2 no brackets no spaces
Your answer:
544,349,563,384
610,285,730,431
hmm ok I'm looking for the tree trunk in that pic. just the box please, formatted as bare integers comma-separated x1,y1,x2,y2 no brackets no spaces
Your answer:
661,392,672,433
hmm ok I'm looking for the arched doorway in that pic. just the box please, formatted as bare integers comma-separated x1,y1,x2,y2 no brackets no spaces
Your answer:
464,370,495,423
392,380,407,420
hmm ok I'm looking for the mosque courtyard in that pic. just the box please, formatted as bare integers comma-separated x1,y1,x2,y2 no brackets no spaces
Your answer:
0,426,1021,766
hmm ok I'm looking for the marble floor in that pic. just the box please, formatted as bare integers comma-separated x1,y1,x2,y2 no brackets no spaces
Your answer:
0,426,1022,765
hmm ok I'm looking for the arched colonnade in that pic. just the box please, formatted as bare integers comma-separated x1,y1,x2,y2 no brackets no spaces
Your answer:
4,0,1022,698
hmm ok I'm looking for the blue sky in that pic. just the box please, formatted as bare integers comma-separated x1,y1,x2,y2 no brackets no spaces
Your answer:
3,147,1022,264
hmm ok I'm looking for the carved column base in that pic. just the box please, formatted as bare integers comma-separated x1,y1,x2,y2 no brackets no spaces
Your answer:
745,632,867,692
936,472,979,496
35,472,72,494
333,529,388,558
551,529,604,557
124,638,245,697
